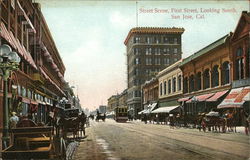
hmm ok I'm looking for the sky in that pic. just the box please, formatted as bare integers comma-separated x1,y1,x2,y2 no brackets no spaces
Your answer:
35,0,249,111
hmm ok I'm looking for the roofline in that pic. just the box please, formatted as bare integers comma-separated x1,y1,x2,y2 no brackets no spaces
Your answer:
179,34,231,67
124,27,185,45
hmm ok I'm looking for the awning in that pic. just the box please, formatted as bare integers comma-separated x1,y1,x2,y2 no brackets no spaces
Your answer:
206,90,228,102
40,67,66,97
149,103,158,112
151,105,179,113
138,109,147,115
186,93,214,103
178,97,190,102
217,87,247,109
244,92,250,101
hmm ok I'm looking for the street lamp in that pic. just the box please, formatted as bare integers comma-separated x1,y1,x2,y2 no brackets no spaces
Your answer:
0,44,20,149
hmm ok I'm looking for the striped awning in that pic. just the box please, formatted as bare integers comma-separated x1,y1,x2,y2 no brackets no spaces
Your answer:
217,87,250,109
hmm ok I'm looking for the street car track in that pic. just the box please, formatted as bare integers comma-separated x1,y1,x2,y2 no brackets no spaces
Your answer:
107,122,249,160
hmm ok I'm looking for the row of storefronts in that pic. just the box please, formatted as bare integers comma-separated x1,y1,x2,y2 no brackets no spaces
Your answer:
140,11,250,123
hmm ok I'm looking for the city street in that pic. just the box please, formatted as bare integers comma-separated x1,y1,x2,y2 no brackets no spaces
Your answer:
73,119,250,160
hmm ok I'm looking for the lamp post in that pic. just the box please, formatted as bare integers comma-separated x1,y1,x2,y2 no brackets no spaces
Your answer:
0,44,21,149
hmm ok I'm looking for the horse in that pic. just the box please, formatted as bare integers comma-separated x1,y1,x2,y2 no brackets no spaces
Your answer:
225,112,237,133
78,113,87,137
201,116,226,133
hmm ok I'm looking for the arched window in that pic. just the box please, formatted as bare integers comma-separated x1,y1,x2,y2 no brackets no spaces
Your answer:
196,72,201,90
235,47,244,80
160,83,163,96
212,65,219,87
189,75,194,92
164,81,167,95
178,75,182,91
173,77,176,92
222,61,230,85
247,48,250,78
168,79,171,94
183,77,188,93
203,69,210,89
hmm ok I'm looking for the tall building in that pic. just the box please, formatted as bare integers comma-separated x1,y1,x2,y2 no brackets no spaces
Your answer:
124,27,184,118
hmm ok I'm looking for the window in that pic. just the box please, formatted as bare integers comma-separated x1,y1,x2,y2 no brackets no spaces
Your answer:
235,47,244,80
154,48,161,55
163,58,169,65
247,48,250,78
146,58,152,65
163,37,169,43
168,79,171,94
183,77,188,93
174,38,178,44
203,69,210,89
189,75,194,92
135,58,140,65
164,81,167,95
146,37,151,44
173,77,176,92
134,48,140,55
134,68,139,75
174,48,178,54
222,61,230,85
178,75,182,91
212,65,219,87
196,72,201,90
134,37,140,43
160,83,163,96
155,58,161,65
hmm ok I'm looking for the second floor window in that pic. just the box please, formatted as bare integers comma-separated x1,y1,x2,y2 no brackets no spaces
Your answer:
168,79,171,94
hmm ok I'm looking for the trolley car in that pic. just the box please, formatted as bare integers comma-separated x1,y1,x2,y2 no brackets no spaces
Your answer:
114,106,128,122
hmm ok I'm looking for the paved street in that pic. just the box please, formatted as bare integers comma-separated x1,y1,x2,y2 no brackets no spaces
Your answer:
73,119,250,160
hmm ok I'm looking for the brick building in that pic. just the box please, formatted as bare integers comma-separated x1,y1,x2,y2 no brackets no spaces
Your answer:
0,0,66,149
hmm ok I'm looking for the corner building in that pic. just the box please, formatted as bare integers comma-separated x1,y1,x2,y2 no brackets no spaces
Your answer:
124,27,184,119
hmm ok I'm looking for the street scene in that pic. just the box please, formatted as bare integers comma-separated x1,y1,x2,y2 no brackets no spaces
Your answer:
0,0,250,160
74,119,249,160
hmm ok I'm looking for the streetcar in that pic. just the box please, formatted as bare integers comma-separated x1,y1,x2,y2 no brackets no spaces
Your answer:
114,106,128,122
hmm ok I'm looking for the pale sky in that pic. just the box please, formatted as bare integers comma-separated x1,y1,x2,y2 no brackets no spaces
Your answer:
36,0,249,111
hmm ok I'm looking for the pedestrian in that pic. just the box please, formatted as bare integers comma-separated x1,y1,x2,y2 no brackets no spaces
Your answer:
9,112,19,128
245,113,250,136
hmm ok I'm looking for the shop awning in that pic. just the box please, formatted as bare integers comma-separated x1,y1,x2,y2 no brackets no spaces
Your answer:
206,90,228,102
138,109,148,115
151,105,179,113
178,97,191,102
149,103,158,112
186,93,214,103
217,87,247,109
244,92,250,101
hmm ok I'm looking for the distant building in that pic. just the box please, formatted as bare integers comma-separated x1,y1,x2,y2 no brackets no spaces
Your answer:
99,105,107,114
124,27,185,118
107,95,119,112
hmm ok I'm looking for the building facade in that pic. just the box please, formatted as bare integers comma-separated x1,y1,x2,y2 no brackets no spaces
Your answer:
0,0,66,149
157,59,183,109
142,78,158,110
107,95,119,112
230,11,250,88
179,34,231,116
124,27,184,118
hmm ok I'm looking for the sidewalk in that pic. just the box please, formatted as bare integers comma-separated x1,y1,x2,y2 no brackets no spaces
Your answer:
73,127,108,160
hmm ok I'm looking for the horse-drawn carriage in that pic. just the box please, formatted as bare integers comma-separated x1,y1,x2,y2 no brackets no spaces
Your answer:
201,111,226,132
2,121,66,159
56,108,86,139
